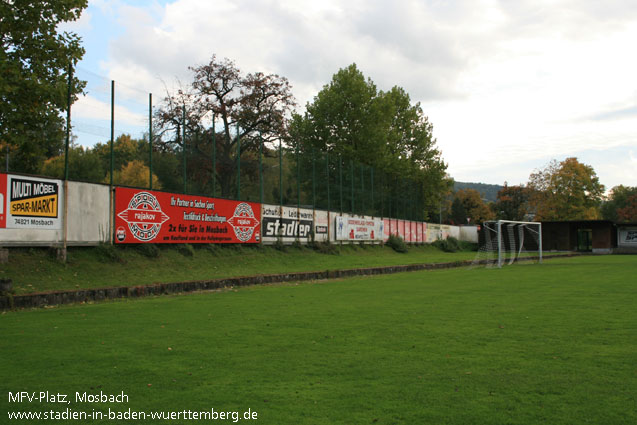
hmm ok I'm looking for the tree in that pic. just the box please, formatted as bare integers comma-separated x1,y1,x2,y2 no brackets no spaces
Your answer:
493,184,530,221
40,144,104,182
93,134,148,177
154,55,296,197
289,64,385,164
617,194,637,222
450,197,468,225
289,64,449,219
1,0,87,173
601,185,637,221
106,160,161,189
528,158,605,220
453,189,495,224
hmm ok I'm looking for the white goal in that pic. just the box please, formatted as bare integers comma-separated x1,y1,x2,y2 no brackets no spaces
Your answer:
474,220,543,268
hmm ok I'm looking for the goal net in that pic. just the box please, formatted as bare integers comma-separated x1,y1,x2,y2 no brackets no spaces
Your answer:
473,220,542,268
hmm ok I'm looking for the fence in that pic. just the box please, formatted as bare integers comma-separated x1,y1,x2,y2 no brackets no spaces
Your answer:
2,67,437,223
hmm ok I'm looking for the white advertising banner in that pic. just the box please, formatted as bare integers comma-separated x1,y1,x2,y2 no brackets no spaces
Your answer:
618,227,637,246
1,174,63,230
335,216,384,241
314,210,329,242
261,204,314,241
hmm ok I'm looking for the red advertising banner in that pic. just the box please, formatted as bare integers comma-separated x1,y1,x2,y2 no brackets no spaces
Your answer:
383,218,390,241
398,220,406,240
114,188,261,244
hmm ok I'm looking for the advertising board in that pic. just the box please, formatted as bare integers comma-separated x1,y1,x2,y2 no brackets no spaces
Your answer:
261,205,314,240
618,227,637,246
115,187,260,244
334,216,383,241
1,173,62,230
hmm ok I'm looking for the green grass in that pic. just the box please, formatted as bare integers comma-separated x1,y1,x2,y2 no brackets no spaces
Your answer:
1,255,635,424
1,243,480,295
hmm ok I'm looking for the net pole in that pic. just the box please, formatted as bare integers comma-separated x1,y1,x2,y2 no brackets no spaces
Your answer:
110,80,115,187
339,155,343,214
312,148,316,209
212,115,216,197
149,93,153,190
326,152,330,211
182,105,186,194
259,133,263,205
296,142,300,211
279,138,282,207
350,160,354,214
236,123,240,200
64,64,72,181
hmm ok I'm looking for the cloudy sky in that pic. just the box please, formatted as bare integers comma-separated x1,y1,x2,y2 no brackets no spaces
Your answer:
66,0,637,189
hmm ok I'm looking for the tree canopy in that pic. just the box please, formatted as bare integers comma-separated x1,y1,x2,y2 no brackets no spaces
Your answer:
601,185,637,222
154,55,295,197
289,64,450,219
451,188,495,225
528,157,605,221
493,184,530,221
1,0,87,172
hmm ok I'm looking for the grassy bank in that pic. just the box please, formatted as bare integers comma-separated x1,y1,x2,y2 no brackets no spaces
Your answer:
1,242,480,295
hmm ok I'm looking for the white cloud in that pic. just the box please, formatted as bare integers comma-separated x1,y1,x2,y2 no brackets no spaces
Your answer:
77,0,637,188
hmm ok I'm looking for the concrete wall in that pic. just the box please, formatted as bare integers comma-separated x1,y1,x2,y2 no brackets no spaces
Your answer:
66,181,111,245
459,226,479,243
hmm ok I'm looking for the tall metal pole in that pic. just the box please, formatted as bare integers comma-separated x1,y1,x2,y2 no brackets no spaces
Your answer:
236,123,241,200
326,152,330,211
64,64,73,181
339,155,343,214
370,167,376,215
182,104,186,194
110,80,115,187
149,93,153,190
259,133,263,205
296,143,300,210
212,115,216,197
279,138,283,207
350,160,354,214
360,164,364,215
312,148,316,209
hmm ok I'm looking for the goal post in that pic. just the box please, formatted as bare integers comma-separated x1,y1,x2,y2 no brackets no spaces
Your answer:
476,220,542,268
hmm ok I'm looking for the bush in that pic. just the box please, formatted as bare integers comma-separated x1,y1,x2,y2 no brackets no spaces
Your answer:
202,244,222,255
432,236,461,253
313,241,340,255
177,244,195,257
136,243,160,258
95,243,124,263
386,234,408,253
273,237,286,252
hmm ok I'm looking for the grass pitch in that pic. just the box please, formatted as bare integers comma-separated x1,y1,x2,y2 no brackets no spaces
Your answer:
1,255,635,424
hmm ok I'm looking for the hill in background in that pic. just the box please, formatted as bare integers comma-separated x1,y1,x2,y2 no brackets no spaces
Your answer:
453,181,503,202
